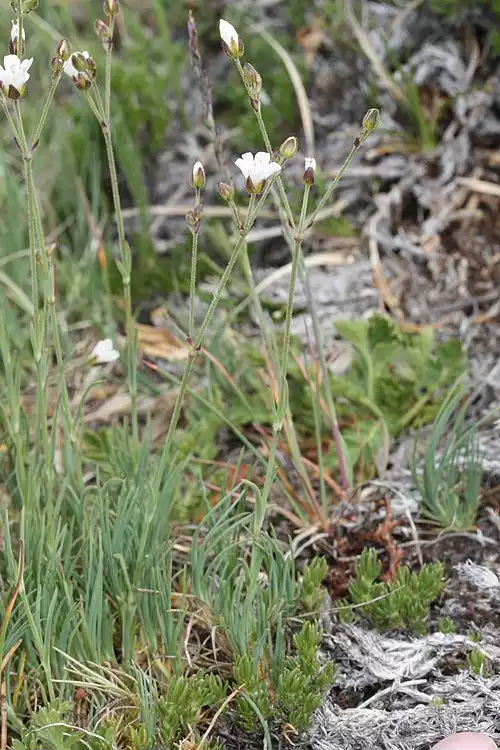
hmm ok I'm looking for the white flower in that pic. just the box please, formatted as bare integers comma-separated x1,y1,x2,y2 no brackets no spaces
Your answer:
219,19,242,58
235,151,281,194
0,54,32,97
89,338,119,365
304,157,316,171
11,21,25,42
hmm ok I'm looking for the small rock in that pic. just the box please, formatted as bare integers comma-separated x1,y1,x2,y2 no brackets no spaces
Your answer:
432,732,498,750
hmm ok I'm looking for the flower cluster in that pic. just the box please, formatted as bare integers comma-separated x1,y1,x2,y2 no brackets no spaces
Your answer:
63,50,96,90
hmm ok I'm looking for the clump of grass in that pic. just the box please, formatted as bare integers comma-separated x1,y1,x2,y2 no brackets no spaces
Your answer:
411,386,483,530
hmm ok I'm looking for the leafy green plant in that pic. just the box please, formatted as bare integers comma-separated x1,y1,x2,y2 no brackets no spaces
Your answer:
467,648,488,677
157,673,228,746
274,622,335,732
438,616,456,634
299,557,329,612
411,386,483,530
234,621,335,734
347,548,445,634
11,700,114,750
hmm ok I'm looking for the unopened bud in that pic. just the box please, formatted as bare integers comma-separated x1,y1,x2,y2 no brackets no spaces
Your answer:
186,204,203,235
219,19,243,59
217,182,234,202
279,136,298,160
191,161,206,190
242,62,262,97
51,56,63,77
9,21,25,56
56,38,71,61
21,0,39,11
72,52,89,72
302,157,316,186
103,0,119,16
94,19,111,44
361,108,380,133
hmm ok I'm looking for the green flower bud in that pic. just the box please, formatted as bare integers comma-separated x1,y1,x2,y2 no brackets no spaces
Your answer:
217,182,234,202
94,19,111,44
191,161,206,190
103,0,119,16
242,62,262,98
279,136,298,159
56,39,71,61
361,108,380,133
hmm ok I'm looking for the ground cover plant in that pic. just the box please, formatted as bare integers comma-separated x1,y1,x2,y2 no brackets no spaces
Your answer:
0,1,499,749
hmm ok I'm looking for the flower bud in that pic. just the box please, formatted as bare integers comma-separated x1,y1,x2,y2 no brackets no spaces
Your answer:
103,0,119,16
191,161,206,190
361,108,380,133
279,136,298,160
56,38,71,61
219,19,243,59
186,204,203,235
63,51,96,90
94,19,111,44
9,21,25,57
242,62,262,98
21,0,39,11
302,157,316,186
217,182,234,202
51,56,63,78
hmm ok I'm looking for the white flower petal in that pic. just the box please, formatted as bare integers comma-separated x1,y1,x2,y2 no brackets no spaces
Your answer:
254,152,271,169
235,151,281,188
219,19,239,48
11,21,25,42
305,157,316,171
235,156,253,179
0,54,32,90
90,338,120,364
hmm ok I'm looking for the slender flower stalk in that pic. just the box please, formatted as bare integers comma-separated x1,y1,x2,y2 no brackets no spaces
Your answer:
152,179,279,493
69,11,139,443
233,38,379,496
188,161,205,342
31,67,64,151
259,183,312,513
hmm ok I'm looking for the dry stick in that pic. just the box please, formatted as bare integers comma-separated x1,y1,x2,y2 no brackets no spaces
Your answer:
187,11,230,182
1,640,22,750
0,541,24,750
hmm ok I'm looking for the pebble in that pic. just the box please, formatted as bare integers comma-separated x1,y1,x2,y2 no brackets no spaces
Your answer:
432,733,498,750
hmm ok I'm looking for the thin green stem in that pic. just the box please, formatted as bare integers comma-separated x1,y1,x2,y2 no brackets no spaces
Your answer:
235,59,295,231
152,183,277,492
259,185,311,516
89,81,139,443
105,18,114,126
31,74,62,152
305,140,365,229
188,187,201,341
17,8,23,61
1,97,21,145
297,252,350,491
